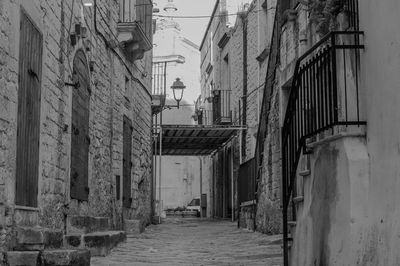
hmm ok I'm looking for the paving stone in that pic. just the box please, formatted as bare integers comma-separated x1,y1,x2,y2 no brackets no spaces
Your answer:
92,218,283,266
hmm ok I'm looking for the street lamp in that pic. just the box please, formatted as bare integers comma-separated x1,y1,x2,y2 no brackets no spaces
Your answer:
169,78,186,108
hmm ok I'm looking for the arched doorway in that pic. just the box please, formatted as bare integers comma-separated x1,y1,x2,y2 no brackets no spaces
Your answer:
70,50,90,201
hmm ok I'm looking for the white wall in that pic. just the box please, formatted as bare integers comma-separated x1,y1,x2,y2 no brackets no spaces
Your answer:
359,1,400,265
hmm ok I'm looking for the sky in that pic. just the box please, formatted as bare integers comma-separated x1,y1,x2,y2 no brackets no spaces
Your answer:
154,0,217,46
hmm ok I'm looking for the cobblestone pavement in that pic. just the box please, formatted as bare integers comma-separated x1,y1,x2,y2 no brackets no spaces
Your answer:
92,218,283,266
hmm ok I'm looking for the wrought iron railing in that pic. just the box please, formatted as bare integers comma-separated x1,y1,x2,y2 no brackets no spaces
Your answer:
213,90,232,125
343,0,359,30
152,62,167,96
281,30,365,265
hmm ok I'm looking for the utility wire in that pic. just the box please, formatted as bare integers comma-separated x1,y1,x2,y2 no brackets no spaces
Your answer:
153,7,276,19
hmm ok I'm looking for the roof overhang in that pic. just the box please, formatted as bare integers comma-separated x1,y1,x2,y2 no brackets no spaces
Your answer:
153,125,245,156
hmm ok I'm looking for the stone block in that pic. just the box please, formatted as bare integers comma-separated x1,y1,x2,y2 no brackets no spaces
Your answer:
83,231,126,256
42,249,90,266
5,251,40,266
67,216,109,234
43,229,63,249
14,209,39,227
16,227,43,245
64,235,82,248
0,186,5,203
124,219,144,234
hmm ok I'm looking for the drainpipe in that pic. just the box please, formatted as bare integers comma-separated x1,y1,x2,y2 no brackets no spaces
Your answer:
241,14,248,160
257,0,261,124
231,147,234,222
158,111,162,224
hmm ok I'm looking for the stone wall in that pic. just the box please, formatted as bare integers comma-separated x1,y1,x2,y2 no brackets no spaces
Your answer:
0,0,153,252
199,0,280,225
226,0,281,233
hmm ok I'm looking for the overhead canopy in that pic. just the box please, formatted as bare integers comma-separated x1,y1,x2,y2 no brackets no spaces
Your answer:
153,125,244,156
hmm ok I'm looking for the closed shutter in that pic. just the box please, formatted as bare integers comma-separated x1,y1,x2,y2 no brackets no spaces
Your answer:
123,116,133,208
136,0,152,42
70,50,90,201
15,11,43,207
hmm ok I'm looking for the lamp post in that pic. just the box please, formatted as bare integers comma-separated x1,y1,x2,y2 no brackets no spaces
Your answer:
157,78,186,224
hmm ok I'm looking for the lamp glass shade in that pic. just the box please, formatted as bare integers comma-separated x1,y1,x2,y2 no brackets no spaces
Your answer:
171,78,186,103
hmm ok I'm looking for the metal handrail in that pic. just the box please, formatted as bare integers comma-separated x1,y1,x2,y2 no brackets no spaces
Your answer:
281,30,365,266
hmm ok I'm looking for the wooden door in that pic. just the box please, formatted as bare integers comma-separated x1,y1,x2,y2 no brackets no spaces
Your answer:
15,11,43,207
122,116,133,208
70,50,90,201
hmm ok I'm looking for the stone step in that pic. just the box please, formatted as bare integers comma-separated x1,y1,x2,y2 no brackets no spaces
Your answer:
5,249,90,266
64,231,126,257
5,251,40,266
66,216,110,234
124,219,145,234
15,227,63,251
41,249,90,266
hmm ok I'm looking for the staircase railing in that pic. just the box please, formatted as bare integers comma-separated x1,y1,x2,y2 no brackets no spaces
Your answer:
282,30,365,265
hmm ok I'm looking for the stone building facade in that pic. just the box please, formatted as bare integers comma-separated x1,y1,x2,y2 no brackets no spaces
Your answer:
198,0,279,226
0,0,153,260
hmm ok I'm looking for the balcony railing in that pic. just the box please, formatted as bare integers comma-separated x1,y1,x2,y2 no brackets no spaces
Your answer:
281,30,365,265
151,62,167,115
117,0,153,62
120,0,153,41
152,61,167,96
212,90,232,125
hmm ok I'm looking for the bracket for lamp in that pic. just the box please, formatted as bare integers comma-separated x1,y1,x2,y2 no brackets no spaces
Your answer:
65,71,80,88
65,81,80,88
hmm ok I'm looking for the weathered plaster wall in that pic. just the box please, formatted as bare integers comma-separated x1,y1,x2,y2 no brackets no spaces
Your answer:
356,1,400,265
279,2,400,265
290,137,369,266
0,0,153,252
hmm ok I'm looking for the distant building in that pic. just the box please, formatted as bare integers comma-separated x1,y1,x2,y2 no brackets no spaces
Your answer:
152,0,209,216
153,0,201,104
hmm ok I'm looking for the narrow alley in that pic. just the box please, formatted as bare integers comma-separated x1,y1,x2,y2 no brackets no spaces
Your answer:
92,218,283,266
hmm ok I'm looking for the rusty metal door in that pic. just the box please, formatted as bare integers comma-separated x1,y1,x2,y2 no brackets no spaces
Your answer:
15,10,43,207
70,50,90,201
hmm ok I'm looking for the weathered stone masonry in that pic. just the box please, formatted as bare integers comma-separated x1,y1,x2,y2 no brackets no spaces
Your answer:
0,0,153,254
